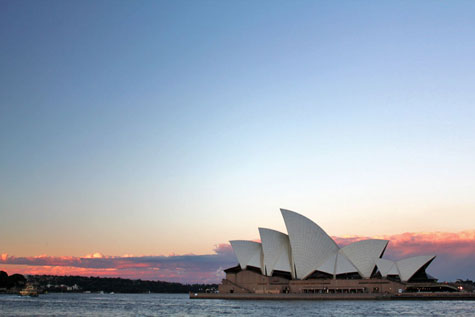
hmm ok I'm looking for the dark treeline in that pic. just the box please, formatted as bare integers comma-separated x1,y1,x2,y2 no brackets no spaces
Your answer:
0,271,27,289
28,274,218,293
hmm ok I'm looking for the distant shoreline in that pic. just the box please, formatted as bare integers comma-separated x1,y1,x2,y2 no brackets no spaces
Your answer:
1,271,218,295
28,274,219,294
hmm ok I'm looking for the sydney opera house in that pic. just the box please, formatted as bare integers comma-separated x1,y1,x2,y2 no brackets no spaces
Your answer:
218,209,453,295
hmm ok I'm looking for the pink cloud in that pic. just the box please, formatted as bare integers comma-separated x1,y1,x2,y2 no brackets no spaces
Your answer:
333,230,475,281
213,243,233,255
1,231,473,283
332,230,475,259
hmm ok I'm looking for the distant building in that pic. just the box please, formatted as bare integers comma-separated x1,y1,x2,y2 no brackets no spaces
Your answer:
219,209,455,295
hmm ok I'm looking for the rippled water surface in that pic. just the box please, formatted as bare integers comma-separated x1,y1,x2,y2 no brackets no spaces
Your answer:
0,293,474,316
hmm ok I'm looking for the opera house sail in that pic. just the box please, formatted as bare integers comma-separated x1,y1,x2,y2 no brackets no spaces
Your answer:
209,208,464,297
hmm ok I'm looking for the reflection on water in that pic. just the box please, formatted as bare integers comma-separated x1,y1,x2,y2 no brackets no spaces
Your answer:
0,293,473,316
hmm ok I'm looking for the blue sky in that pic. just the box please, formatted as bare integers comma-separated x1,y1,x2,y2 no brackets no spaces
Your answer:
1,1,475,259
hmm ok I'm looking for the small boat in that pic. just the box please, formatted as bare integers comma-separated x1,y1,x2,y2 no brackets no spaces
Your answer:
20,284,39,297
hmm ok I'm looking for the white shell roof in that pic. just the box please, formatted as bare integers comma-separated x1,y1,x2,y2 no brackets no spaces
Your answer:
375,258,399,277
340,239,388,278
316,253,337,275
315,251,359,276
335,252,358,275
258,228,293,277
281,209,339,279
396,255,435,282
228,209,436,282
229,240,263,273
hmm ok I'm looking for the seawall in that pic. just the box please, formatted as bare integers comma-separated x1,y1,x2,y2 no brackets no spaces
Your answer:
190,292,475,301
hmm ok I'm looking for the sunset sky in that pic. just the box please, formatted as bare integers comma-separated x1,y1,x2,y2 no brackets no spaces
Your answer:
1,1,474,283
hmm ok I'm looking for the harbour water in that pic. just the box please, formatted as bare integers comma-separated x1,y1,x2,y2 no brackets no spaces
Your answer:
0,293,473,316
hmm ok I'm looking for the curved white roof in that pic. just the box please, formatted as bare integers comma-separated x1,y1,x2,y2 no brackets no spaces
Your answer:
281,209,339,279
258,228,293,277
335,252,358,275
316,253,337,275
340,239,388,278
396,255,435,282
227,208,436,282
315,251,359,276
229,240,263,273
375,258,399,277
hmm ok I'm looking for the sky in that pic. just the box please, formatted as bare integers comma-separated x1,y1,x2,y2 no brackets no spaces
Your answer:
1,1,474,283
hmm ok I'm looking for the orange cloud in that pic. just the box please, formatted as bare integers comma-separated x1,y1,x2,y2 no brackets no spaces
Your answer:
0,250,235,284
1,231,473,283
334,230,475,281
83,252,106,259
333,230,475,258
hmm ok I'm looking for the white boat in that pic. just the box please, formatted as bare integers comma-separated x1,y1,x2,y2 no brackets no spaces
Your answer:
19,284,39,297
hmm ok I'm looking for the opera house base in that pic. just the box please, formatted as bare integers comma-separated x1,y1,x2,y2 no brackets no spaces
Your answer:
190,268,475,301
203,209,475,301
190,292,475,300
